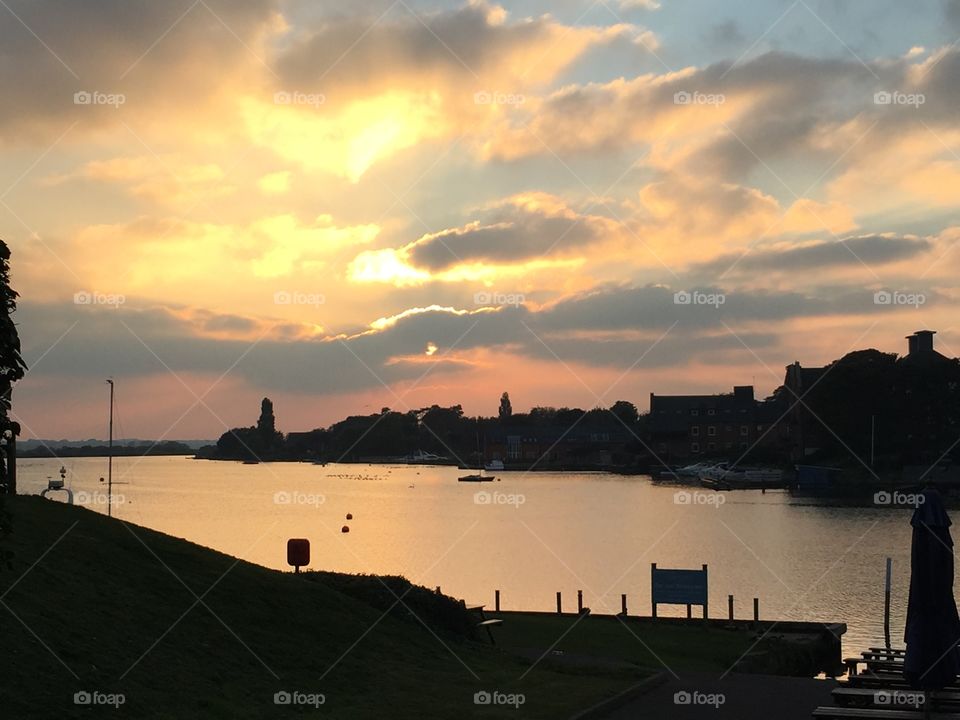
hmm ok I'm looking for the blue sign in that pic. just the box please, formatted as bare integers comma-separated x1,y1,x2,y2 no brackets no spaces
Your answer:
651,564,708,613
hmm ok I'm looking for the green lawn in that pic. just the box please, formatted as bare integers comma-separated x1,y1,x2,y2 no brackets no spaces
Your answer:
494,613,758,674
0,497,640,719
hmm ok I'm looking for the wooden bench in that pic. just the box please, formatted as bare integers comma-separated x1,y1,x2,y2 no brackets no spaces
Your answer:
845,658,908,675
832,687,941,709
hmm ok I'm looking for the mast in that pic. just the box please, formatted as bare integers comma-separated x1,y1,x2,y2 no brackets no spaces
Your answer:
107,378,114,517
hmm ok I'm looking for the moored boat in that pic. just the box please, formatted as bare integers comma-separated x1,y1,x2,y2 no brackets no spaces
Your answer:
458,473,494,482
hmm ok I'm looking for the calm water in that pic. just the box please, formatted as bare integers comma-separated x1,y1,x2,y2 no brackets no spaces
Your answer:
19,456,920,660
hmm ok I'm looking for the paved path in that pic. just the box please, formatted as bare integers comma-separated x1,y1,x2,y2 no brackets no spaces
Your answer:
603,671,836,719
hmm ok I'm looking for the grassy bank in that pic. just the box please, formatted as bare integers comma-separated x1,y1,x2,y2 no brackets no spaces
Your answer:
0,497,638,719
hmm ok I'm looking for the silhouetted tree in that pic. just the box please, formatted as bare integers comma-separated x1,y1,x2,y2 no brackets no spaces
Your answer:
498,392,512,421
0,239,25,498
609,400,639,426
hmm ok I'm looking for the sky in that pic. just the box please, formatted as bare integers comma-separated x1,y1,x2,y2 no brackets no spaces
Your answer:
3,0,960,440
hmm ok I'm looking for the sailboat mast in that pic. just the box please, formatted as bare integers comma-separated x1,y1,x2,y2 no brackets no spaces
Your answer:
107,378,114,517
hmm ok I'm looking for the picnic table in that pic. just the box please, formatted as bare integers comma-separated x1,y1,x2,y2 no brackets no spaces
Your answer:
814,647,960,719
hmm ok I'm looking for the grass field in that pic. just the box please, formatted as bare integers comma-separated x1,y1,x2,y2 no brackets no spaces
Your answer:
0,496,643,719
494,613,757,674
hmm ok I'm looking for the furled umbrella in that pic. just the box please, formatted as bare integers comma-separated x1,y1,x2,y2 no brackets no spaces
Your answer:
904,487,960,712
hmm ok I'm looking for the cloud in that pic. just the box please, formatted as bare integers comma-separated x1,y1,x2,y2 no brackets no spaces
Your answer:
45,156,230,206
689,235,934,278
349,193,614,283
247,2,637,179
18,278,946,400
0,0,281,140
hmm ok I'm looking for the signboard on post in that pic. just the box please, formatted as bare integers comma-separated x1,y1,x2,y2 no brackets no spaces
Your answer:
651,563,708,619
287,538,310,573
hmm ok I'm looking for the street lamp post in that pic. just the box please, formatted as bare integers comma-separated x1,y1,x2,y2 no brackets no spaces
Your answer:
106,379,114,517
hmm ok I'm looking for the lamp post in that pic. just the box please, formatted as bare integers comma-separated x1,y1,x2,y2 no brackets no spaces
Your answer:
106,379,114,517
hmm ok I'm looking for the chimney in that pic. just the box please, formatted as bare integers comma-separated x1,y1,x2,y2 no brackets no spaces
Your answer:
906,333,918,355
915,330,935,353
733,386,754,402
907,330,936,355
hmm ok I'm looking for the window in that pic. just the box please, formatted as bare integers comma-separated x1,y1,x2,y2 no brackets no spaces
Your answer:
740,442,748,450
691,409,699,416
707,442,716,451
707,408,716,416
740,425,749,436
724,442,732,449
691,442,700,453
691,426,700,436
707,426,716,437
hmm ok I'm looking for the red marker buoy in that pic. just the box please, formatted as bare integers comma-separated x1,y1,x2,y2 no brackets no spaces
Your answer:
346,513,353,520
341,525,350,533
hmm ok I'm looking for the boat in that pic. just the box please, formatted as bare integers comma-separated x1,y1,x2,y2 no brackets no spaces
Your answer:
402,449,453,465
458,473,494,482
484,459,505,471
699,462,785,490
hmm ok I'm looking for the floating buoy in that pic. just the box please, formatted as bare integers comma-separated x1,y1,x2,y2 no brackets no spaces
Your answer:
345,513,353,520
341,525,350,533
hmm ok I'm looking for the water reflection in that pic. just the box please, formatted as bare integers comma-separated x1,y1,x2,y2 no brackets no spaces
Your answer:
18,456,921,659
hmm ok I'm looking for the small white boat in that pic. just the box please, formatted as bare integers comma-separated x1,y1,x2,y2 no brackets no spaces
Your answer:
484,459,505,471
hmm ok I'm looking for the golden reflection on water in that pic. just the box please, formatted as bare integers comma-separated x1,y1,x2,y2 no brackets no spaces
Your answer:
19,456,917,658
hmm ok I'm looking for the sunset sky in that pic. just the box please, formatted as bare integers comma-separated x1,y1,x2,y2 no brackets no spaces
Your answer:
5,0,960,440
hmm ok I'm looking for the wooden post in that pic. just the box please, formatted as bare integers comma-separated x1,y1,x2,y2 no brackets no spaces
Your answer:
495,589,501,613
435,586,441,595
621,594,628,616
686,604,692,618
753,597,759,623
702,564,709,620
884,558,892,649
577,590,583,613
728,594,734,621
651,563,657,618
556,591,562,614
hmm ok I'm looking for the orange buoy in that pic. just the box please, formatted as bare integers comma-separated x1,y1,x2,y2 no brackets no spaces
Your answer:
341,525,350,533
